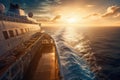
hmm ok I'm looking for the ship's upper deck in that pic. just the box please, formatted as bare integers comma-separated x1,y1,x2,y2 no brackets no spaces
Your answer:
0,13,38,24
0,33,60,80
23,37,59,80
0,3,39,24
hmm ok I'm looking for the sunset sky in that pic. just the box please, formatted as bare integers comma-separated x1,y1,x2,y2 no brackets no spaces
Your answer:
1,0,120,26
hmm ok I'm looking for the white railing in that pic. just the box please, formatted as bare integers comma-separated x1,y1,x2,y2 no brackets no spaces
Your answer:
54,39,65,80
0,33,44,80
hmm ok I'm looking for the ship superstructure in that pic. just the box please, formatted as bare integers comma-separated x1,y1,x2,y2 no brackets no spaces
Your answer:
0,3,41,56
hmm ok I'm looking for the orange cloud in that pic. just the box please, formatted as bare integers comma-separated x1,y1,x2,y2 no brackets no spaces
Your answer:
84,6,120,19
83,13,100,19
51,15,61,22
102,6,120,17
113,13,120,18
86,5,95,8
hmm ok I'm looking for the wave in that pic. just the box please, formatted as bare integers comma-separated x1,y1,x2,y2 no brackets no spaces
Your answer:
50,27,120,80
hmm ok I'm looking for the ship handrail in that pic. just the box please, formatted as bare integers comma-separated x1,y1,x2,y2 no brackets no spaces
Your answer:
53,39,65,80
0,33,44,80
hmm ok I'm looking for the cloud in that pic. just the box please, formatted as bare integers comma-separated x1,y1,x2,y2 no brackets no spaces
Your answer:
113,13,120,18
45,0,61,5
51,15,61,22
86,5,95,8
84,6,120,19
102,6,120,17
83,13,100,19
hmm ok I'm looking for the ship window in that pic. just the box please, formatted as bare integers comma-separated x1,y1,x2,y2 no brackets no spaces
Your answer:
25,28,27,32
21,29,24,34
2,31,9,39
15,29,19,36
9,30,14,37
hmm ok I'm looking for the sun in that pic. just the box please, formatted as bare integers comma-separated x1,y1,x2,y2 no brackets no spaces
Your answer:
66,17,77,23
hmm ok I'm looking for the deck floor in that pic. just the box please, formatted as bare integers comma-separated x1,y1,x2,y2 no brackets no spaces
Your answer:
23,44,58,80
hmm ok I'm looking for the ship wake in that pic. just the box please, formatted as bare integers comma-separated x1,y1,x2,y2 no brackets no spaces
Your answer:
54,28,96,80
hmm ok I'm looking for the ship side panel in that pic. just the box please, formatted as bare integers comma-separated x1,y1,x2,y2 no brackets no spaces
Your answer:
0,21,41,56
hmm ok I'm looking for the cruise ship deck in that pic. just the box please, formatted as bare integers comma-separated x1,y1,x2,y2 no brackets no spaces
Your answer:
23,34,59,80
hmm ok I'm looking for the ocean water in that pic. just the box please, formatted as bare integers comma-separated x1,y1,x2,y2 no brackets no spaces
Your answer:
43,26,120,80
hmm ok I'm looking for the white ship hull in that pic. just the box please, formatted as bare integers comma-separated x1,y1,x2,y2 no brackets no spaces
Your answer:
0,20,41,56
